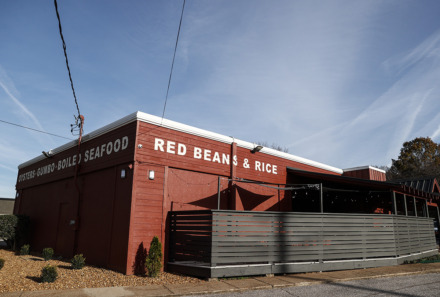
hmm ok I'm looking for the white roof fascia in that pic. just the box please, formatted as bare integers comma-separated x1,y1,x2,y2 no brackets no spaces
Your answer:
343,165,386,174
19,111,343,174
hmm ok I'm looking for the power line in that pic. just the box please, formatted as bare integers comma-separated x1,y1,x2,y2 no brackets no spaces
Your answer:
0,119,74,140
161,0,186,123
54,0,82,124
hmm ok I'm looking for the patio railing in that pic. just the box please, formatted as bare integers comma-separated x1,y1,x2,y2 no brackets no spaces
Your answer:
168,210,438,278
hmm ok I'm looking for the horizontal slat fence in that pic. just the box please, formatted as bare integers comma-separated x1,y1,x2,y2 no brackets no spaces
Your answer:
168,210,438,278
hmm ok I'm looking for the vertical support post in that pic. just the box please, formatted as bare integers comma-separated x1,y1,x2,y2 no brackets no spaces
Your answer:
229,141,237,210
413,197,417,217
403,194,408,216
425,200,429,218
217,176,221,210
169,212,175,262
320,183,323,213
392,191,397,215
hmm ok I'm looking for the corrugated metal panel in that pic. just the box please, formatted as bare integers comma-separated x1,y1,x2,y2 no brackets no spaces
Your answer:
399,178,437,193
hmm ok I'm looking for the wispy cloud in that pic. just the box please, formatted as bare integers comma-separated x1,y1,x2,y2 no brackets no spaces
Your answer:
0,65,55,147
0,66,45,131
0,164,17,173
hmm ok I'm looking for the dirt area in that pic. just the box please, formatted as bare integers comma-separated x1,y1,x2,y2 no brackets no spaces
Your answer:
0,249,203,293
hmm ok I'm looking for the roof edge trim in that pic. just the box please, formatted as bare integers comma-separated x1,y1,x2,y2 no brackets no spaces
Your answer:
19,111,343,174
343,165,386,174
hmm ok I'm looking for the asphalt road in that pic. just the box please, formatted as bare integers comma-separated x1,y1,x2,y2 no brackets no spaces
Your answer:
185,273,440,297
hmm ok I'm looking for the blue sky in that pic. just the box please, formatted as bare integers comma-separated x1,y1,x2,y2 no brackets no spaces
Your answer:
1,0,440,198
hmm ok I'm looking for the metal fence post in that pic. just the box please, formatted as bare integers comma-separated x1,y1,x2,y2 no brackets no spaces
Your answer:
320,183,323,213
403,195,408,216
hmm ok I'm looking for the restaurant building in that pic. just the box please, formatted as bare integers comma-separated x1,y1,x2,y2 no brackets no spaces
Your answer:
14,111,439,275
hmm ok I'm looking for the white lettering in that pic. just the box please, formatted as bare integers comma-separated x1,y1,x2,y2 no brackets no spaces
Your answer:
95,146,100,159
154,138,165,152
114,139,121,152
212,152,221,163
122,136,128,150
89,148,95,160
204,149,211,161
194,147,202,159
222,153,230,165
177,143,186,156
106,142,113,155
266,163,271,173
167,141,176,154
255,161,261,171
273,165,277,174
84,150,89,162
233,155,238,166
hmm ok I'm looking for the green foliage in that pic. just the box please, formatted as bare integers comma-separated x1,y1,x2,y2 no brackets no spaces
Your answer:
388,137,440,181
42,248,54,261
404,254,440,264
71,254,86,269
0,215,18,248
145,236,162,277
14,215,30,250
41,265,58,283
20,244,30,255
0,258,4,270
0,215,30,250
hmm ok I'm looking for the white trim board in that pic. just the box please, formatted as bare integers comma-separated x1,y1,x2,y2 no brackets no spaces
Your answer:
19,111,343,174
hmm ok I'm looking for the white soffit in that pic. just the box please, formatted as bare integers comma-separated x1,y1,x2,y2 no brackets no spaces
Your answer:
19,111,343,174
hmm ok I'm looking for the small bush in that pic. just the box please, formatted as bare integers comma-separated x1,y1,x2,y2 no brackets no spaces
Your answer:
20,244,30,255
0,215,30,250
71,254,86,269
41,265,57,283
0,258,5,270
0,215,18,248
145,236,162,277
42,248,54,261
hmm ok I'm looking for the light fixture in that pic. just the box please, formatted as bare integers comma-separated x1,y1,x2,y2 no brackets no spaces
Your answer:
251,145,263,154
149,170,155,180
42,150,54,158
121,169,126,178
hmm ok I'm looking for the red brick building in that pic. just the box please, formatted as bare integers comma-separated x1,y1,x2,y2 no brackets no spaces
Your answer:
14,112,439,274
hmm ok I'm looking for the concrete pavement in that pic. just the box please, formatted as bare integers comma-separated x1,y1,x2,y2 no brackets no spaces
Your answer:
2,262,440,297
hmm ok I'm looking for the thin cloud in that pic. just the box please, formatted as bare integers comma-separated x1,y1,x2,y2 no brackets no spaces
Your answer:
0,164,17,173
432,125,440,141
0,65,55,146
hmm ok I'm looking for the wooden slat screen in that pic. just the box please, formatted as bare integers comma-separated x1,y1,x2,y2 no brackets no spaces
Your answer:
169,210,437,267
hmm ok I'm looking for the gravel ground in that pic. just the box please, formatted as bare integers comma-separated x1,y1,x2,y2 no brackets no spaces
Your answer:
0,249,204,293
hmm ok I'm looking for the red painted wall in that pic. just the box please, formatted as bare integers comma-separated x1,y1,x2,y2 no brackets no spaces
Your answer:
126,121,340,274
15,123,136,274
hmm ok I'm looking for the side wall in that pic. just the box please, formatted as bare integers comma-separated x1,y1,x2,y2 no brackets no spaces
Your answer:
15,123,137,273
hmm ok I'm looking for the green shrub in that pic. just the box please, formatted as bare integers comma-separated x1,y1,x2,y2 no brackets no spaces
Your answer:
0,258,5,270
42,248,54,261
14,215,30,250
41,265,57,283
71,254,86,269
145,236,162,277
0,215,30,250
20,244,30,255
0,215,18,248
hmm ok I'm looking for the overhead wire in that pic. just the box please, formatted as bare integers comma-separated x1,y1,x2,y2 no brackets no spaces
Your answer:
161,0,186,124
0,119,74,140
54,0,83,135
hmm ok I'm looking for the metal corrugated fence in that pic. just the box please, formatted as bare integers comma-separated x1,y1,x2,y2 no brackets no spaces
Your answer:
168,210,438,278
